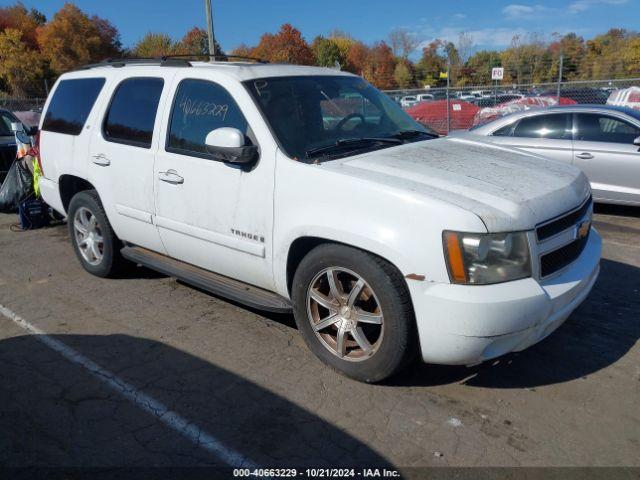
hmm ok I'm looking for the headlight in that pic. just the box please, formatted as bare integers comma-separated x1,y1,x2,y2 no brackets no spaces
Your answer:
443,231,532,285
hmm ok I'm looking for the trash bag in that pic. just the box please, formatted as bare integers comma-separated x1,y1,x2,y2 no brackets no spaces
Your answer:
0,159,35,213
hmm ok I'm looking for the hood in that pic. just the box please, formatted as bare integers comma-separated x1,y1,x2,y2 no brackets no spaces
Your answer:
322,137,590,232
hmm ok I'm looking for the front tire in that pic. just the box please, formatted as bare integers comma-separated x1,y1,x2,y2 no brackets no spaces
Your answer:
292,244,418,383
67,190,125,278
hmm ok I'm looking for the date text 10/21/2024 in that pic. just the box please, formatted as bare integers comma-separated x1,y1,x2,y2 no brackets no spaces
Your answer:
233,469,401,478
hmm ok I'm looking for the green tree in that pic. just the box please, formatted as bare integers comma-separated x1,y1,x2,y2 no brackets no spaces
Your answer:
465,50,502,84
132,33,174,57
583,29,629,79
393,60,414,88
623,37,640,76
416,40,447,87
312,36,344,68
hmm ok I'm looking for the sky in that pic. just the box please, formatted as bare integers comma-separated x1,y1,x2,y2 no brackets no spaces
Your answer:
4,0,639,55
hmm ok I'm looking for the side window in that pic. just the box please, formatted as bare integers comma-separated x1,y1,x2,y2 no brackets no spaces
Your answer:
0,111,18,135
167,79,250,157
575,113,640,144
42,78,105,135
491,123,514,137
512,114,572,140
103,78,164,148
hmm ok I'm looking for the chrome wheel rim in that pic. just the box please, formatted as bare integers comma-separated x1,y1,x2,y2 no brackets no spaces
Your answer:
73,207,104,266
306,267,384,362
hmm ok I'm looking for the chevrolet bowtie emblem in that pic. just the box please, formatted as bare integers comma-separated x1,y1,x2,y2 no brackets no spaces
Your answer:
577,220,591,239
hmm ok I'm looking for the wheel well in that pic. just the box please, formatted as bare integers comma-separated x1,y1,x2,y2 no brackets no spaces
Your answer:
286,236,407,296
286,237,331,295
59,175,96,214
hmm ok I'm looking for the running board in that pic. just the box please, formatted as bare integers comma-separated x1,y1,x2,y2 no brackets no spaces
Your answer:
121,246,292,313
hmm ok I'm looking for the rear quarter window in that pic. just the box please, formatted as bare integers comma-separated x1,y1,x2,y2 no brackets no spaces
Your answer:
103,77,164,148
42,78,106,136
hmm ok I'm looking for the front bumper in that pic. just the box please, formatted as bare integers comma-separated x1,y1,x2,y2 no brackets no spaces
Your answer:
409,228,602,365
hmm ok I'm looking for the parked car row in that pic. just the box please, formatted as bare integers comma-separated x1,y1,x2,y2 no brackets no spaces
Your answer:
392,86,617,110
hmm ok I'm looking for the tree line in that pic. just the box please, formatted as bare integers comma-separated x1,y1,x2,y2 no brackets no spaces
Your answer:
1,1,639,98
0,2,210,97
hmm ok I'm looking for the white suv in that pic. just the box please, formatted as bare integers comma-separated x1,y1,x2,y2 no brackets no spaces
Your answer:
37,58,601,382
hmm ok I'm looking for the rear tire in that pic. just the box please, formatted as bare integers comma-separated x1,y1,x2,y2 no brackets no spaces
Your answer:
292,244,418,383
67,190,126,278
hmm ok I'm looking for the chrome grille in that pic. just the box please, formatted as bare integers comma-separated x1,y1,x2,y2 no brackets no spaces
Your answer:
536,196,592,242
536,196,593,278
540,234,590,277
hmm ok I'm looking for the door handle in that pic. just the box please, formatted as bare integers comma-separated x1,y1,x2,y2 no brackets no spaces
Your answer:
158,169,184,185
576,152,594,160
92,154,110,166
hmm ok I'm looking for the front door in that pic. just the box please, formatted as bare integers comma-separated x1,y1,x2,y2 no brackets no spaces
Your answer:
153,76,275,290
573,112,640,204
489,112,574,164
88,73,168,253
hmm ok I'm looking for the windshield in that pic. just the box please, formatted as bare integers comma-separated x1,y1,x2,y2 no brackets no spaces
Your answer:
244,76,433,161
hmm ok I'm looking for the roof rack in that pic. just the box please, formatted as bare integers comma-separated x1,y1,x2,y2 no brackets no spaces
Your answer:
76,57,192,70
149,54,269,64
212,54,269,64
76,54,269,71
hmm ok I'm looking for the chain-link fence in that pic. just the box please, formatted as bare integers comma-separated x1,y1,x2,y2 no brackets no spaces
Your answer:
0,98,46,129
1,77,640,136
0,98,45,113
384,78,640,135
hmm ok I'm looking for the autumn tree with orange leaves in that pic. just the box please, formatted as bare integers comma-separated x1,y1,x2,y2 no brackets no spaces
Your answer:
363,42,397,90
0,4,47,96
37,3,121,75
0,3,44,49
250,24,315,65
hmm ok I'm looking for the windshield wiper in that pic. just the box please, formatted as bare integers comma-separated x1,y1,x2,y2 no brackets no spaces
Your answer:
390,129,439,140
305,137,402,158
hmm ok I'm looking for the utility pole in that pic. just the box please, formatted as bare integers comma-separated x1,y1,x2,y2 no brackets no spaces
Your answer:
204,0,217,60
556,54,564,101
446,58,451,134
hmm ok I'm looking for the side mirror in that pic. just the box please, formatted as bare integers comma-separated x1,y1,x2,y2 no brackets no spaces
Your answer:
205,127,258,166
634,136,640,146
25,125,39,136
10,122,37,136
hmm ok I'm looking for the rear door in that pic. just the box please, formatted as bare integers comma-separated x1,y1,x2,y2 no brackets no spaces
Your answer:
40,77,106,184
87,71,170,252
488,112,574,164
573,112,640,204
